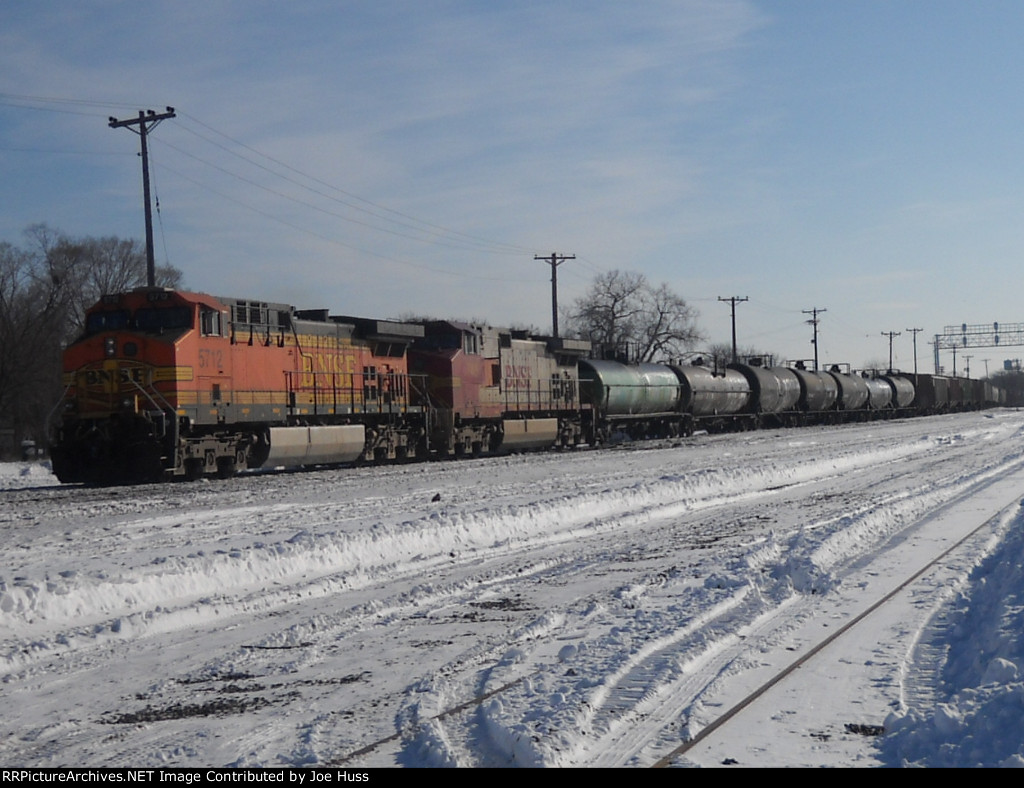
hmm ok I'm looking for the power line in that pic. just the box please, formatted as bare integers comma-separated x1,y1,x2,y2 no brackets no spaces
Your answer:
3,94,554,264
156,161,532,283
156,136,527,256
175,112,537,258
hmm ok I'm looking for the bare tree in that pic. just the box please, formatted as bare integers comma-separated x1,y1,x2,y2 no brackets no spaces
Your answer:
25,224,182,341
564,269,702,363
705,342,778,370
0,237,69,454
0,225,184,457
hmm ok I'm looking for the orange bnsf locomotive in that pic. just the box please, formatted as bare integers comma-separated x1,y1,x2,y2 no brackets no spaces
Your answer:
410,319,590,455
52,288,430,483
51,288,590,484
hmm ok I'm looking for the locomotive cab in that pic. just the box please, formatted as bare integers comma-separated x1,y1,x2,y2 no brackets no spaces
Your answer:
52,288,211,483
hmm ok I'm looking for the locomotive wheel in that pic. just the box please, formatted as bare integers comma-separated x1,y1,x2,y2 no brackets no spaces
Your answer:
216,456,237,479
184,458,205,481
127,441,164,484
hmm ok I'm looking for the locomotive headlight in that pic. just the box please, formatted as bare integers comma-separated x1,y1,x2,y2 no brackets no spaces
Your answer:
104,337,117,357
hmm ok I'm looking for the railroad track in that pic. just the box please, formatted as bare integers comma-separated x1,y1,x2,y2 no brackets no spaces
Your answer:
6,414,1024,767
334,448,1024,768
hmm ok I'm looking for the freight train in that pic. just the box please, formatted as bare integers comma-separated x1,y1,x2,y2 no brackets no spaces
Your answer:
49,287,1005,484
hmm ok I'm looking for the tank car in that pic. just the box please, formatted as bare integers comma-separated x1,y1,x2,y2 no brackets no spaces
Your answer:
788,365,839,418
863,376,894,410
880,374,915,410
728,362,801,425
51,288,429,483
670,364,752,429
827,368,870,413
576,359,687,441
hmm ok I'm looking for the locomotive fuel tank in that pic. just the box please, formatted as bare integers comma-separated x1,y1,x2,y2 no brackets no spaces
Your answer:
262,425,366,466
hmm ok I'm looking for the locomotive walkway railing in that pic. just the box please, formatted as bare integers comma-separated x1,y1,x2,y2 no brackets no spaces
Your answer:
284,370,421,418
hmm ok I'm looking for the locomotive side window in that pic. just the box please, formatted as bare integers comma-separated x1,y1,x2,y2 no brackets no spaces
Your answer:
200,307,223,337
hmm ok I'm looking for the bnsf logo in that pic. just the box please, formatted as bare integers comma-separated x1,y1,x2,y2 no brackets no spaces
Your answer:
83,367,148,386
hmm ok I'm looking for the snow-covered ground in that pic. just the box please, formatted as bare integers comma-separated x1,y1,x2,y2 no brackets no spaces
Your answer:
3,410,1024,768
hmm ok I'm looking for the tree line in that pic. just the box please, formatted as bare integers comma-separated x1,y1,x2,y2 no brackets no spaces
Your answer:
0,224,182,458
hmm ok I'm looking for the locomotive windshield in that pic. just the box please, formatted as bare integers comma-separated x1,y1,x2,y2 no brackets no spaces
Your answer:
134,306,193,333
84,310,130,335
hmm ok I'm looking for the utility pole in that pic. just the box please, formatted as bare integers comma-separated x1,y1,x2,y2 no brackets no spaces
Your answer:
803,307,826,371
906,327,923,376
718,296,748,363
881,330,901,372
535,252,574,337
109,107,176,288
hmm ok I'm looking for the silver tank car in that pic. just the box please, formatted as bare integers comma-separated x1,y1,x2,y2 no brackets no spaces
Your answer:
880,374,915,408
828,370,870,411
670,365,752,417
728,363,801,414
864,376,894,409
790,368,839,412
577,359,682,416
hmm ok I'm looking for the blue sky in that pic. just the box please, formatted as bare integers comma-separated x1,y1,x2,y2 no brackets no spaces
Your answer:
3,0,1024,375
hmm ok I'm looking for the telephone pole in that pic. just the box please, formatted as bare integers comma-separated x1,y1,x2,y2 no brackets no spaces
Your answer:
803,307,826,370
718,296,748,363
109,107,176,287
881,330,901,372
535,252,574,337
906,327,923,376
